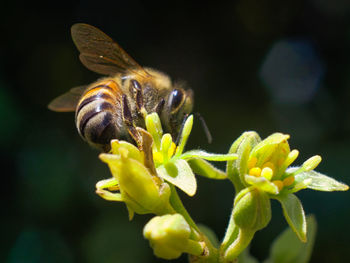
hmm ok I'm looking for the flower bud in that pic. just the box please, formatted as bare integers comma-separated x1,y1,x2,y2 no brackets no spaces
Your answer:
144,214,204,259
233,187,271,231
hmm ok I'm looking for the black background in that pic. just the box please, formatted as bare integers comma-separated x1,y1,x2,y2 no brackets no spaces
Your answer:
1,1,350,262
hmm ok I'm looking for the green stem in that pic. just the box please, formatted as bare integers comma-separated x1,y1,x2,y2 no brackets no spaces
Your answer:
223,228,255,262
220,208,239,252
183,240,206,256
169,185,219,262
169,184,200,233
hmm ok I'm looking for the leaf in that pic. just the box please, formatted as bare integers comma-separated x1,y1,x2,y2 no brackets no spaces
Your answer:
294,169,349,192
275,194,307,242
157,159,197,196
187,158,227,180
180,150,237,161
264,215,317,263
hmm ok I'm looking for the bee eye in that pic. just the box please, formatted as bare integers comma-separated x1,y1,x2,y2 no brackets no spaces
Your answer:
169,89,184,111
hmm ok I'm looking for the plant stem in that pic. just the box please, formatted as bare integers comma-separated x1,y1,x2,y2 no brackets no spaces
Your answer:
223,228,255,262
169,185,220,262
169,184,200,233
220,208,239,252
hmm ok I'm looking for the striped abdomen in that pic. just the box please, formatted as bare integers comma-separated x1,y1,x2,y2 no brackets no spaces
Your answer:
75,79,124,151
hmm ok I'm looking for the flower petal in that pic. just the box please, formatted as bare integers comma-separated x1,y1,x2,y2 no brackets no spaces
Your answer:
226,131,261,190
187,158,227,180
110,139,143,162
180,150,237,161
294,170,349,192
157,159,197,196
250,133,290,168
244,174,279,195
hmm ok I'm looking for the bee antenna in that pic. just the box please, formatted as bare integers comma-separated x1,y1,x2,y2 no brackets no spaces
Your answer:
195,112,212,144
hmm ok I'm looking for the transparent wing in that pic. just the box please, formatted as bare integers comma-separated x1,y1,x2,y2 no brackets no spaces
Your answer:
48,86,86,112
71,23,150,78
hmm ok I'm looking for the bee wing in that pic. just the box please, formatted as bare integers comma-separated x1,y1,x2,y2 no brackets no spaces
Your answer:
48,85,86,112
71,23,150,78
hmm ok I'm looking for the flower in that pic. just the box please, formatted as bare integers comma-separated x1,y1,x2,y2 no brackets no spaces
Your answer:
145,113,238,196
223,131,349,261
96,113,238,217
229,132,348,196
96,131,174,219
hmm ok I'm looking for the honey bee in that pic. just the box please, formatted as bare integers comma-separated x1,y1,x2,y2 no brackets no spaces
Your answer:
48,23,193,152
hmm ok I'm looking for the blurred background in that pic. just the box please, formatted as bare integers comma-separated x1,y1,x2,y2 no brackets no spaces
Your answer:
1,0,350,262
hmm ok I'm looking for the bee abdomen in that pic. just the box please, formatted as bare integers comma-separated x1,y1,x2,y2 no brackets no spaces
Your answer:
75,80,123,150
77,101,114,138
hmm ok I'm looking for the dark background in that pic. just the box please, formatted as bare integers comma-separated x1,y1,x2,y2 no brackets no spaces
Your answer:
1,0,350,262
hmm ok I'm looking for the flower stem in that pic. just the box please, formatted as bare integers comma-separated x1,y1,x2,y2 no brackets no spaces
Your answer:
223,228,255,262
169,184,200,233
169,185,220,262
220,209,239,252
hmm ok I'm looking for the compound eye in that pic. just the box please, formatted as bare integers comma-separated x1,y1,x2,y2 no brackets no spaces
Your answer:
169,89,184,111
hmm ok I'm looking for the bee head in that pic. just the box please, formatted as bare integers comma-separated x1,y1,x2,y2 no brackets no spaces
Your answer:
161,86,194,139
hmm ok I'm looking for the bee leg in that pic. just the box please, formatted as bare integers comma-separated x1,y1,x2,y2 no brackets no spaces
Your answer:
122,94,143,148
154,98,165,115
131,79,147,118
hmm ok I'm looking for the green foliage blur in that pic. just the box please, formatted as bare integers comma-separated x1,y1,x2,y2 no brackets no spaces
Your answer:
2,1,350,262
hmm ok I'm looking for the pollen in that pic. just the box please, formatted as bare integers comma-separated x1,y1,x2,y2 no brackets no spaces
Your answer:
249,167,262,177
248,157,258,169
283,176,295,187
272,180,284,191
261,167,273,180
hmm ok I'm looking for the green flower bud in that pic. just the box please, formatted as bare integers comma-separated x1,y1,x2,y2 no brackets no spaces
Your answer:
233,187,271,231
143,214,204,260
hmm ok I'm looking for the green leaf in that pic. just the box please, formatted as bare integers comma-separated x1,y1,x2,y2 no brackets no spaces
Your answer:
237,247,259,263
275,194,307,242
244,175,279,195
180,150,237,161
293,169,349,192
157,159,197,196
187,158,227,180
264,215,317,263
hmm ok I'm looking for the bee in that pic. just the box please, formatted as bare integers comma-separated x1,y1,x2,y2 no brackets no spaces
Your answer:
48,23,193,152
